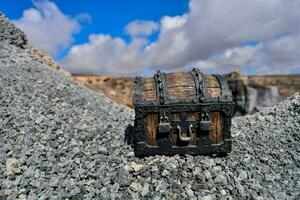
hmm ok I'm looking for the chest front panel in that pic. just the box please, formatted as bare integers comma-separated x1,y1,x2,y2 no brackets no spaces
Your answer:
132,68,234,157
144,111,224,147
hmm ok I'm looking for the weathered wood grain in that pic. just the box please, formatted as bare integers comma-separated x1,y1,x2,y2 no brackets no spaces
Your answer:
141,72,225,147
188,112,200,145
167,72,196,99
141,77,156,101
141,90,156,101
169,132,177,146
206,75,219,87
206,75,221,97
172,112,181,121
140,72,223,101
208,112,224,143
143,111,224,146
187,112,200,121
144,113,158,145
142,78,155,90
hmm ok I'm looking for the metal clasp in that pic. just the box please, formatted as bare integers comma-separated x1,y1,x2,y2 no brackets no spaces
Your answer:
199,110,212,131
158,112,171,133
177,124,193,142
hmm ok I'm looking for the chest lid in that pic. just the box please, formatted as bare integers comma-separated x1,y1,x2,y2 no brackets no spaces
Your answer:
133,68,232,107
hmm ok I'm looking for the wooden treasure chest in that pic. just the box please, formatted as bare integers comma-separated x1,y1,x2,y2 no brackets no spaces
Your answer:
132,68,234,157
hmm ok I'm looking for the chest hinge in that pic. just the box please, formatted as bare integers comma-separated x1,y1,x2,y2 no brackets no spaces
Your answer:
154,70,166,104
191,68,205,102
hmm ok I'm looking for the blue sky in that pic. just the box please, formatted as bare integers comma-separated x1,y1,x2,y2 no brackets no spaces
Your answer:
1,0,300,75
1,0,189,59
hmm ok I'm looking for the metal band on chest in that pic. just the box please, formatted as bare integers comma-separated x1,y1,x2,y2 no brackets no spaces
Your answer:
154,70,167,104
191,68,205,102
213,74,233,102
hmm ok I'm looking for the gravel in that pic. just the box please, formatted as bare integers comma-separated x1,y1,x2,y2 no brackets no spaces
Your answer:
0,13,300,199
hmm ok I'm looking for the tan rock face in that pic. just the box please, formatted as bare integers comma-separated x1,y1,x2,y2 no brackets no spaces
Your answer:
72,75,135,107
72,73,300,109
249,75,300,97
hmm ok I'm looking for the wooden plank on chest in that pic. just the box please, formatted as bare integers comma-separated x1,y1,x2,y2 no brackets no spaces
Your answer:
205,75,221,97
144,113,158,145
141,77,156,101
166,72,196,99
208,112,224,143
142,78,156,90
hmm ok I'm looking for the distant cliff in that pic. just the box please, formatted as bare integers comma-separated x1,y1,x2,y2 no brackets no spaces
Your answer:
72,74,135,107
249,75,300,97
72,73,300,108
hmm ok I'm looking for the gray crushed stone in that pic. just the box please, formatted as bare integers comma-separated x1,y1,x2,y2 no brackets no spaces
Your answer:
0,13,71,78
0,13,27,49
0,13,300,200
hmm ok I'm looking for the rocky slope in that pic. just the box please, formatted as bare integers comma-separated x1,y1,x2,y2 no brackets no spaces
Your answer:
0,13,299,200
0,13,70,77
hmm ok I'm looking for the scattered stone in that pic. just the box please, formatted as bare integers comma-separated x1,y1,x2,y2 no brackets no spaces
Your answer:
201,194,214,200
131,162,143,172
130,182,143,193
5,158,22,180
141,183,150,196
238,170,248,180
192,167,202,176
204,170,212,180
161,170,170,177
111,183,120,193
49,177,59,187
236,183,246,197
214,174,227,185
201,159,215,168
220,189,227,196
116,168,133,187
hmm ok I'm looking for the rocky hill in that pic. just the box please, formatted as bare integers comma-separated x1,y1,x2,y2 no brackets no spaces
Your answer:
0,13,299,199
0,13,70,78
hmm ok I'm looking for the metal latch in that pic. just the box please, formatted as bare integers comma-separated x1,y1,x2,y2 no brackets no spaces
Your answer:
177,124,192,142
199,110,213,131
158,112,171,133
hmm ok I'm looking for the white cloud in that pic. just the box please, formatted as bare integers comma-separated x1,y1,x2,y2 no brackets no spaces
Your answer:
196,45,259,72
61,34,147,75
160,15,187,33
61,0,300,75
195,35,300,75
12,0,86,56
125,20,159,37
144,0,300,69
